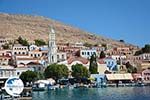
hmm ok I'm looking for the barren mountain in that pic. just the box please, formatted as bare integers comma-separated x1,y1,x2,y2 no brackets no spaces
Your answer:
0,13,135,47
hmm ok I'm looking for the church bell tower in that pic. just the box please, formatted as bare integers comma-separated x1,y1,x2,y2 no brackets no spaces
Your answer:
48,26,57,64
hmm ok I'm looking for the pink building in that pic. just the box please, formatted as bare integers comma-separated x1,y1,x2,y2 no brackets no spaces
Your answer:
142,69,150,83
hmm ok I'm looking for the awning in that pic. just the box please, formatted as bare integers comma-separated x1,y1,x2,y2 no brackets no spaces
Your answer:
106,73,133,81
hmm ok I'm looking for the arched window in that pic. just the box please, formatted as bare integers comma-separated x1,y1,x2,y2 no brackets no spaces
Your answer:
52,56,54,62
57,55,59,59
62,54,64,59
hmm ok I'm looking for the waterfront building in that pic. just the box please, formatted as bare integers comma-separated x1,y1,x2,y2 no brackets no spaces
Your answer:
0,65,16,78
132,73,142,82
106,73,133,84
15,67,34,76
0,65,16,87
142,68,150,84
0,65,33,87
90,74,106,86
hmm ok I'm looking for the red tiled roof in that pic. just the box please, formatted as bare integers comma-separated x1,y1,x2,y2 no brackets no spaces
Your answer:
67,57,89,64
17,57,39,60
27,61,41,65
105,57,113,59
98,59,105,64
15,54,29,56
0,55,11,58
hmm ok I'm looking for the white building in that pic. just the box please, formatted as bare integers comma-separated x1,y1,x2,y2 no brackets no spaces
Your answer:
29,44,39,51
80,49,97,59
12,44,28,55
0,66,16,78
29,50,43,58
15,67,34,76
111,55,127,61
138,53,150,60
0,65,33,78
57,52,67,62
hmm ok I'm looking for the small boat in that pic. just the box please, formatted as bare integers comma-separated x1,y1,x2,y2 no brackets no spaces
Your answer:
32,83,46,91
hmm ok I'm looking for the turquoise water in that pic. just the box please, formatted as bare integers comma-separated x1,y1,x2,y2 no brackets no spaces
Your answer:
32,87,150,100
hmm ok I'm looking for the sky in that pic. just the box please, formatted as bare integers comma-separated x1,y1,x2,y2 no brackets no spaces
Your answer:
0,0,150,47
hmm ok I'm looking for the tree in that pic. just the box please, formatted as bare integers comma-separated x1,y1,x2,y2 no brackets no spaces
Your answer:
36,72,44,80
71,64,90,79
44,64,69,80
89,53,98,74
100,51,106,59
17,36,29,46
83,42,92,47
142,44,150,53
20,70,37,85
125,62,137,73
2,43,10,49
134,50,143,56
34,39,46,46
17,36,23,44
134,44,150,55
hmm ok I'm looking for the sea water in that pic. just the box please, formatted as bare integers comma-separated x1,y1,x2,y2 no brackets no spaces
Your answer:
32,87,150,100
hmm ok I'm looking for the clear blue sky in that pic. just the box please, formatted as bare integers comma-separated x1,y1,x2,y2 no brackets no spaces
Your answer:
0,0,150,47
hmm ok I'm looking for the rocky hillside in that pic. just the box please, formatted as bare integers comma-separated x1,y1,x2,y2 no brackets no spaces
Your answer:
0,13,134,47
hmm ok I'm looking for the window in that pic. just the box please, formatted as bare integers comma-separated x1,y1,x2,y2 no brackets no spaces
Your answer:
82,52,84,55
112,62,114,65
52,56,54,62
62,54,64,59
57,55,59,59
17,72,20,75
87,52,90,55
108,61,110,65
